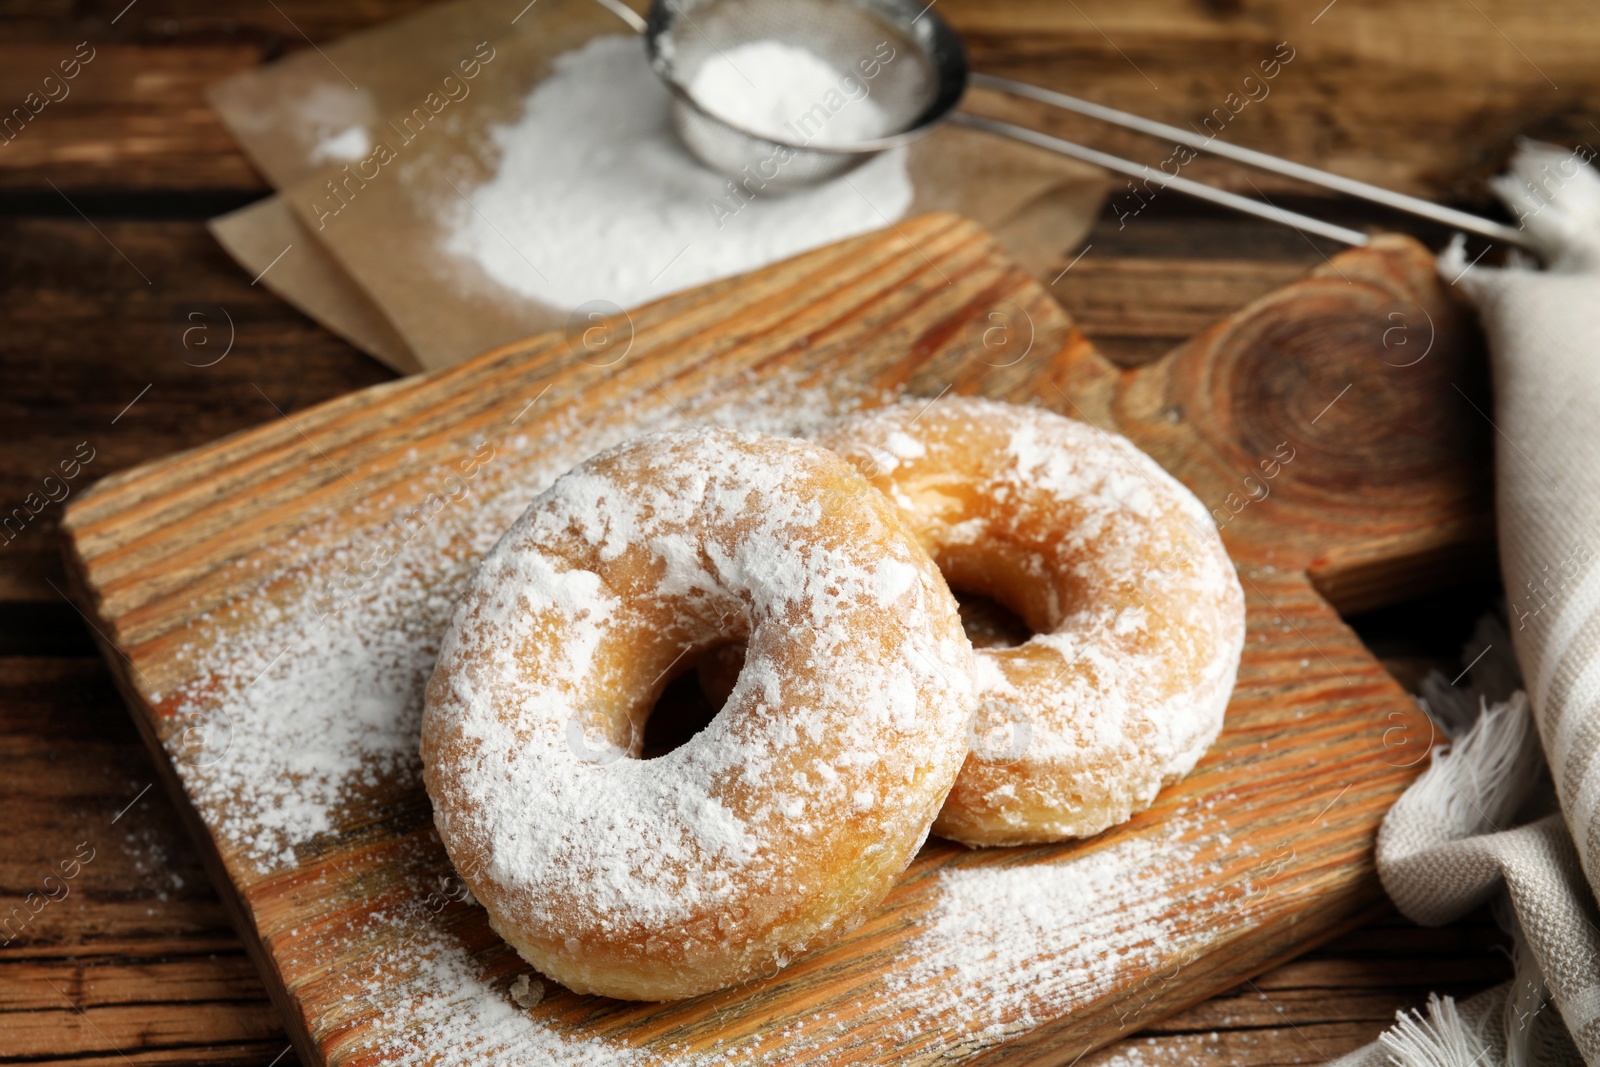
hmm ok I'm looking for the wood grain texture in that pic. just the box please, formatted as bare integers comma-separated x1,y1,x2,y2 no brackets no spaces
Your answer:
53,213,1489,1066
0,215,394,602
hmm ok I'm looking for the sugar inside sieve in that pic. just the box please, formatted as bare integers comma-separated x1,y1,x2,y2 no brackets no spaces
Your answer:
641,0,967,191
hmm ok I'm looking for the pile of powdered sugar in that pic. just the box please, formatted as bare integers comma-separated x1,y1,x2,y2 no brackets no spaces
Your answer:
441,35,913,312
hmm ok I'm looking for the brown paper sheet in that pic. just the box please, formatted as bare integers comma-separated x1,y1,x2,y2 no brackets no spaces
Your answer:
208,0,1106,372
209,197,423,373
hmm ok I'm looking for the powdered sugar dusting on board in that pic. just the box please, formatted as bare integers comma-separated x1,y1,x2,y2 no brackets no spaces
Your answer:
299,804,1246,1065
154,378,1254,1064
893,809,1238,1042
362,930,650,1067
285,866,653,1067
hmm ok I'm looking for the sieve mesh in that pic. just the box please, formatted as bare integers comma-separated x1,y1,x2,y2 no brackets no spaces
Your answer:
645,0,967,190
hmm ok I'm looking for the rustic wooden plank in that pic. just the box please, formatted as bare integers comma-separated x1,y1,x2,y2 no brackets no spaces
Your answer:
0,955,270,1012
1,1044,297,1067
0,215,392,602
1247,954,1511,995
0,929,1508,1067
52,214,1489,1066
0,1003,283,1058
0,657,250,960
1080,1022,1386,1066
0,655,118,721
1160,976,1508,1032
0,44,265,192
951,0,1598,206
39,0,433,43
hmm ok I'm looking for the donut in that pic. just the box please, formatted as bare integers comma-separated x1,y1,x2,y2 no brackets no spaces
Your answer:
814,397,1245,846
420,428,976,1000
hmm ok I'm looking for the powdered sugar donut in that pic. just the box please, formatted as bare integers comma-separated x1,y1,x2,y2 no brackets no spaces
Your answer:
816,397,1245,846
421,428,975,1000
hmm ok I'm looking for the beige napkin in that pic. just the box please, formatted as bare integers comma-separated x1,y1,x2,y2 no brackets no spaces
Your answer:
1331,142,1600,1067
205,0,1107,373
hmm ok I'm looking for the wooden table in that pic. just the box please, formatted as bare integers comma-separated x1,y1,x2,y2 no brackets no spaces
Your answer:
3,1,1589,1063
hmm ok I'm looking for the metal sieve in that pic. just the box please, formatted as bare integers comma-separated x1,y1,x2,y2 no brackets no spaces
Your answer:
639,0,965,190
618,0,1530,249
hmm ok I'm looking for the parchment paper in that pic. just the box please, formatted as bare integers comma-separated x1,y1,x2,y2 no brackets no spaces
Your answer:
208,0,1107,372
209,197,422,373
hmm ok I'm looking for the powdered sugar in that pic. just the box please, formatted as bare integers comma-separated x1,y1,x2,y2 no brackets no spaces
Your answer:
299,801,1246,1066
686,40,896,146
896,813,1232,1038
311,124,372,163
441,35,912,312
354,923,650,1067
282,81,376,167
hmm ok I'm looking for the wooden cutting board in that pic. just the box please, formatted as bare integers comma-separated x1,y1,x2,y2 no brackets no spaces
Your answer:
60,213,1490,1067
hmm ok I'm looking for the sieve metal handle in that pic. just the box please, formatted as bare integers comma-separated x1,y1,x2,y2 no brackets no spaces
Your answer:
952,113,1371,247
595,0,648,33
970,71,1532,250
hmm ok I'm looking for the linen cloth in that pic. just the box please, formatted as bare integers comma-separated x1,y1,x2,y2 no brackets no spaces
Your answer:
1329,142,1600,1066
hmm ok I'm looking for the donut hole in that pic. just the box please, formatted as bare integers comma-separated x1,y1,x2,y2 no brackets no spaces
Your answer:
936,540,1072,648
638,640,746,759
953,591,1033,650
